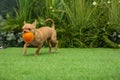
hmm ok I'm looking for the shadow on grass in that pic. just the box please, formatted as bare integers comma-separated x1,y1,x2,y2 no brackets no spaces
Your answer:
24,51,59,57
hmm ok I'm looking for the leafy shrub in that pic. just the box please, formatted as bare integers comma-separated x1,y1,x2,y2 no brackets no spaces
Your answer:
1,0,120,48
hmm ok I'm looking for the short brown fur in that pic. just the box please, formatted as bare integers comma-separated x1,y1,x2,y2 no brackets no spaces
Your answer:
22,19,58,56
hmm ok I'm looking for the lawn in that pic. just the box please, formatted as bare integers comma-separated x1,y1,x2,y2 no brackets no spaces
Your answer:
0,48,120,80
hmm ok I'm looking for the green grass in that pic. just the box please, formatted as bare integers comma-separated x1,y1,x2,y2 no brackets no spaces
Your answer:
0,48,120,80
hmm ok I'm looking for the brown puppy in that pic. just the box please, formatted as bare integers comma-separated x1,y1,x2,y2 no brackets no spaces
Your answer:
22,19,58,56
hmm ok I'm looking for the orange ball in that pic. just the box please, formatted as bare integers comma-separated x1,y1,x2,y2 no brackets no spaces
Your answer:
22,32,34,42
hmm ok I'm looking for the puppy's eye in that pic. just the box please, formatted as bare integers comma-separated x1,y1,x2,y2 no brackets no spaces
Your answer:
28,28,31,30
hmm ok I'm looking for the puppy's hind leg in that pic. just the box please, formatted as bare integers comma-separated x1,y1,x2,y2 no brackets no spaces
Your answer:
51,39,58,52
51,35,58,52
54,40,58,51
47,40,52,53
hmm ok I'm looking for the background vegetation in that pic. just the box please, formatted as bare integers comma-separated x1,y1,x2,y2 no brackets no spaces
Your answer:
1,0,120,48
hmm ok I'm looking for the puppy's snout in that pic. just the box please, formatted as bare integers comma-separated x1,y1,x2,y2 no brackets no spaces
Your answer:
24,30,27,33
22,30,27,33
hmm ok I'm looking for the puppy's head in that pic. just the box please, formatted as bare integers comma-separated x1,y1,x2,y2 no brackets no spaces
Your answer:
22,20,37,34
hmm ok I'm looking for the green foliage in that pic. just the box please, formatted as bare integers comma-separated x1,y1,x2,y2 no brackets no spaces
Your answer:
1,0,120,48
2,0,46,31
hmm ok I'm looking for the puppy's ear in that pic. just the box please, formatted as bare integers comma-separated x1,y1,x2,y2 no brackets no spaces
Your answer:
24,21,26,24
32,20,37,28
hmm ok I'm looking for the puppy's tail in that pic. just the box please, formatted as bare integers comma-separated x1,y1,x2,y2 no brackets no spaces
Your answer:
45,18,55,29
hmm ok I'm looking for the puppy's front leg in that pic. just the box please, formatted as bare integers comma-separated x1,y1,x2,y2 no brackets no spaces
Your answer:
23,42,29,55
35,43,43,56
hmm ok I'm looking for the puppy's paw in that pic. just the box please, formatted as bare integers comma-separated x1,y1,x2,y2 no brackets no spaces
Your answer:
34,52,39,56
23,53,27,56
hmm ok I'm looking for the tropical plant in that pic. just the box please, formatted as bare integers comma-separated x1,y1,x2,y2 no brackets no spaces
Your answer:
1,0,120,48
